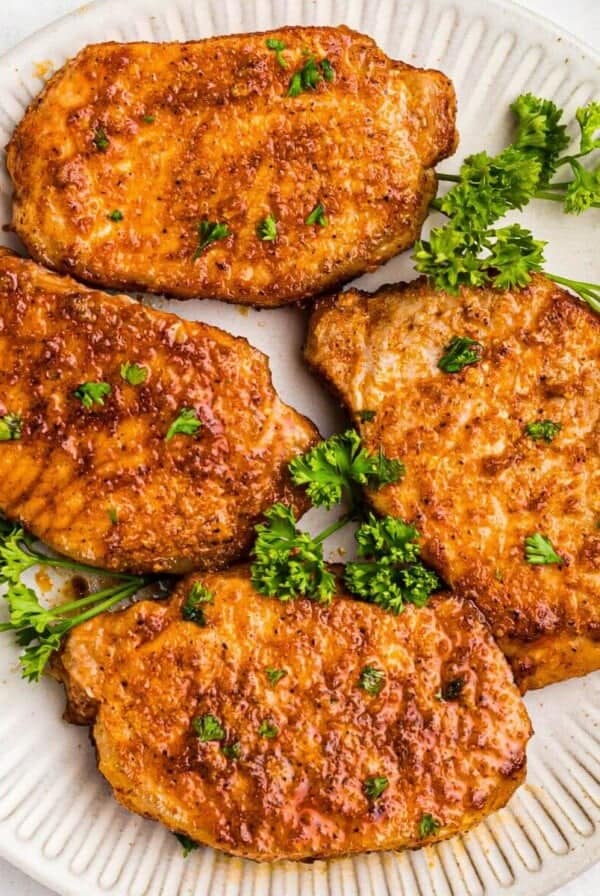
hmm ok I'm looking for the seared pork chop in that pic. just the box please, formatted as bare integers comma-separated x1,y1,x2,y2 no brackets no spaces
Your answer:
7,27,457,307
53,566,531,861
305,276,600,691
0,249,317,573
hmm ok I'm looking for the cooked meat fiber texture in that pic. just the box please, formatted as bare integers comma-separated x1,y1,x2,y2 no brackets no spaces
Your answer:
305,275,600,691
7,26,457,306
0,249,318,574
53,566,532,862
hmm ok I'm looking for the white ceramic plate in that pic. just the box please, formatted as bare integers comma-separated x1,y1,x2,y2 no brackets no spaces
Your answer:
0,1,599,894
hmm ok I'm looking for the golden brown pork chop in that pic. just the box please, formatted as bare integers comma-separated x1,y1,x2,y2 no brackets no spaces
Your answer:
305,276,600,691
7,27,457,307
0,249,317,573
53,566,531,862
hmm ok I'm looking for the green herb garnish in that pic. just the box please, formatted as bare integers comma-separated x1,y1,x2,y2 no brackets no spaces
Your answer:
120,362,148,386
363,776,388,800
174,833,198,857
265,667,287,686
194,220,230,259
266,38,288,69
181,582,213,626
0,526,149,681
192,713,225,742
107,507,118,525
258,720,278,738
438,336,483,374
0,413,22,442
108,209,123,221
524,420,561,442
344,514,440,614
142,114,155,124
357,410,376,422
358,665,385,696
93,127,109,152
419,813,441,838
288,429,403,511
257,214,278,241
165,408,202,442
305,202,328,227
524,533,562,565
221,741,242,760
73,382,111,409
288,57,334,96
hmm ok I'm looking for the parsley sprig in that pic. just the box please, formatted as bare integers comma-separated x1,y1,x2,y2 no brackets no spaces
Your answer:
0,526,149,681
417,93,600,312
288,429,404,511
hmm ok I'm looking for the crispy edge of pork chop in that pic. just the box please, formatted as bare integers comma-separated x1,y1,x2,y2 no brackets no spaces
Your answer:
304,276,600,692
7,26,457,307
52,566,532,862
0,248,318,574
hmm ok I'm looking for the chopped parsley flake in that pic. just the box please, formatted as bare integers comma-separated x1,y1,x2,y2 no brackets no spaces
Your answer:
194,220,230,259
357,410,376,422
142,114,155,124
0,413,22,442
165,408,202,442
192,713,225,742
108,209,123,221
73,382,111,409
305,202,328,227
363,776,388,800
419,813,441,838
438,336,483,373
524,533,562,565
120,362,148,386
258,720,278,738
257,213,278,241
174,833,198,857
182,582,213,626
359,665,385,696
93,127,109,152
288,57,335,96
266,38,288,69
107,507,118,525
221,741,242,760
265,667,287,686
525,419,561,442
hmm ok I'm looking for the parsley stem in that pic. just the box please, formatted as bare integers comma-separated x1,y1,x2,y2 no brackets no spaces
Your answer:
436,173,461,183
313,514,351,544
65,581,143,626
52,579,147,615
24,545,136,579
547,273,600,314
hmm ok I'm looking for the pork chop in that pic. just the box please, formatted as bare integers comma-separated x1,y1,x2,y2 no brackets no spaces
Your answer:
7,27,457,307
0,249,317,573
53,566,531,861
305,276,600,691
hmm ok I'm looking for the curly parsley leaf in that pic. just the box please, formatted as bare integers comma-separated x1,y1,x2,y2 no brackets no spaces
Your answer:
524,533,563,565
305,202,328,227
165,408,202,442
258,719,278,738
174,833,199,857
288,429,404,511
575,101,600,155
73,381,111,409
510,93,569,184
345,514,440,614
265,667,287,686
250,503,337,604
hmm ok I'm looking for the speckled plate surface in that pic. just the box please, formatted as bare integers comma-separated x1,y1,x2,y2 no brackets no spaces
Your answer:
0,0,599,894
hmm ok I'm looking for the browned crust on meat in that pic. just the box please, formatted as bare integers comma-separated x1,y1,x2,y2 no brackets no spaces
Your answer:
305,275,600,691
53,566,531,861
7,27,457,307
0,249,317,573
